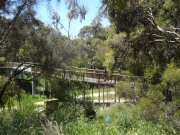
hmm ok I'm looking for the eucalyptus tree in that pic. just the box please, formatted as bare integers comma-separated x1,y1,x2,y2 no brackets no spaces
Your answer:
76,17,107,69
100,0,180,73
100,0,180,124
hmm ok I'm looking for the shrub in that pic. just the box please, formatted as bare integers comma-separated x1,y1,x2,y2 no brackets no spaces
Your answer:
115,81,137,103
129,62,145,76
162,64,180,126
0,76,23,109
42,119,64,135
136,83,166,121
52,102,84,124
63,104,179,135
145,66,162,84
84,97,96,119
0,96,44,135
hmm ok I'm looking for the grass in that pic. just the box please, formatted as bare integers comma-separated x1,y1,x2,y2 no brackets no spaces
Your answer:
64,104,179,135
0,94,179,135
0,94,47,113
13,94,47,107
0,94,45,135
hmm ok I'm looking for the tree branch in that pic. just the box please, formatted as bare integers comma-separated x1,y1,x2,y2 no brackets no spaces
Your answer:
0,62,43,104
0,1,27,46
144,6,180,44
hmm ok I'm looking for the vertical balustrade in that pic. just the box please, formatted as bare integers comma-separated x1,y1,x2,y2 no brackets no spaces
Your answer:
31,73,35,95
107,87,108,102
91,86,94,102
114,87,116,103
83,86,86,104
98,86,100,103
103,86,104,104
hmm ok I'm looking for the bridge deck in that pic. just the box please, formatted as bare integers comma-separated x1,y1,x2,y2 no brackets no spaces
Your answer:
0,62,148,104
1,62,146,85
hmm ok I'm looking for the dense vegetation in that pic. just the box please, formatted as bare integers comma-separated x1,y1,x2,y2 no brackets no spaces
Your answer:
0,0,179,134
0,96,179,134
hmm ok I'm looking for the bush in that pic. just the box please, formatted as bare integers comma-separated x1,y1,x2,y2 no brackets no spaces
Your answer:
0,76,23,109
42,119,64,135
84,97,96,119
64,104,179,135
136,83,166,121
0,96,44,135
115,81,137,103
129,62,145,76
52,102,84,124
145,66,162,84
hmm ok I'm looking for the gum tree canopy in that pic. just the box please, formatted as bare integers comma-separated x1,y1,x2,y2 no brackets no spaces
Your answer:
100,0,180,68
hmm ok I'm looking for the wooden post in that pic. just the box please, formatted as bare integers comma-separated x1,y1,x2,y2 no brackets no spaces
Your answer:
83,86,86,103
94,70,96,80
63,70,66,79
73,90,76,105
107,87,108,102
92,86,94,102
114,87,116,103
83,71,85,81
31,73,35,95
98,85,100,104
103,86,105,104
98,74,100,83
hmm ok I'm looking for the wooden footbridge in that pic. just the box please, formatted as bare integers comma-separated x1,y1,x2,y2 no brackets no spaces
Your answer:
0,62,145,86
0,62,147,105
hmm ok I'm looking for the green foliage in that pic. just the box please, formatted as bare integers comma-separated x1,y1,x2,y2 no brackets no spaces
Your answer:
52,103,84,124
129,62,145,76
115,81,140,103
65,116,119,135
103,42,114,71
42,119,64,135
145,66,162,84
70,56,88,68
19,94,47,105
0,76,23,108
101,0,180,74
0,94,44,135
0,57,5,63
137,97,166,122
49,77,89,102
162,63,180,83
64,104,178,135
84,97,96,119
0,98,178,134
17,39,33,61
115,81,131,98
136,79,179,125
78,26,93,40
161,64,180,125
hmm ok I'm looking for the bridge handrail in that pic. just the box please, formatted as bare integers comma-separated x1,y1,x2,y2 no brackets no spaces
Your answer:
1,62,148,83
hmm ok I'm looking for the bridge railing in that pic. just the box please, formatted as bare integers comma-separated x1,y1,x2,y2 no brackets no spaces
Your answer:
1,63,146,84
2,62,43,73
55,68,128,84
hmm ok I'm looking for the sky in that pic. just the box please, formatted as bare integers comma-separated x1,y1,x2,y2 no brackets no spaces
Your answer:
35,0,110,38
